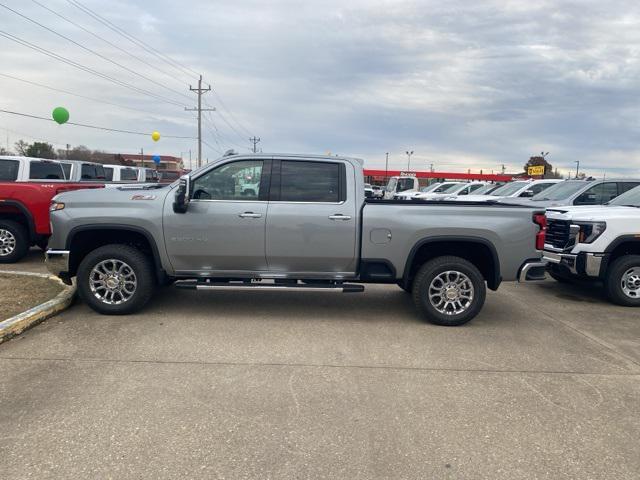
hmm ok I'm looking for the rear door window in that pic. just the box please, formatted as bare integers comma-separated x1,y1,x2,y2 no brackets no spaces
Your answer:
574,182,618,205
29,160,65,180
104,167,114,181
619,182,640,194
121,168,138,181
81,164,106,181
0,159,19,181
279,161,341,202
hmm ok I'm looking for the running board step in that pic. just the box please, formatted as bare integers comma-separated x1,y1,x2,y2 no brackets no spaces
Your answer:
174,280,365,293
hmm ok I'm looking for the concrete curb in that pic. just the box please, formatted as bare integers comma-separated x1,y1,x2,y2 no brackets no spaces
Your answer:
0,271,76,344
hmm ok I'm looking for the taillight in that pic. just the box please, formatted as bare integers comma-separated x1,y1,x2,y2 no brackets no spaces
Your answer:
533,213,547,250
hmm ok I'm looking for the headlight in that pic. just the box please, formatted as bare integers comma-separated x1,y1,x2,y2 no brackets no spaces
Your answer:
575,221,606,243
50,201,65,212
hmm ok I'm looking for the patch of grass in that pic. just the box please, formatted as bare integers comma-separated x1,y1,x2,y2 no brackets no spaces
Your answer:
0,274,64,321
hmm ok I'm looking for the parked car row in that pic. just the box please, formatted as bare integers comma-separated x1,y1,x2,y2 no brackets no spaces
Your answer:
0,155,187,263
0,155,183,185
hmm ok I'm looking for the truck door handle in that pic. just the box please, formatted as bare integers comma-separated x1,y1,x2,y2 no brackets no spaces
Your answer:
328,214,351,221
238,212,262,218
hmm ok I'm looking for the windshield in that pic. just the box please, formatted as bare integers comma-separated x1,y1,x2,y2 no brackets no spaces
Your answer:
489,181,528,196
432,183,461,193
472,184,497,195
609,185,640,206
420,183,441,193
531,180,586,201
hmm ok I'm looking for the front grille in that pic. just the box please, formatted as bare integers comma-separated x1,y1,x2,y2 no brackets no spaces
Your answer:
546,219,571,249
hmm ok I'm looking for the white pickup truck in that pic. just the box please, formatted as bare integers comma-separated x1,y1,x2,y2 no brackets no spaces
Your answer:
543,186,640,306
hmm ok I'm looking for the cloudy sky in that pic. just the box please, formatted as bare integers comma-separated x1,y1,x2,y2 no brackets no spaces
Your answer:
1,0,639,176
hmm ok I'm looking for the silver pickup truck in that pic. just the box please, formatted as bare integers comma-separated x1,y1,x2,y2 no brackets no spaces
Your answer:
46,153,546,326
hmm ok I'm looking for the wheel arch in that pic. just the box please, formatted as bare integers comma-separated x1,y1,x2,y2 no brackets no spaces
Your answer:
402,236,501,291
0,200,36,241
602,236,640,275
66,224,166,282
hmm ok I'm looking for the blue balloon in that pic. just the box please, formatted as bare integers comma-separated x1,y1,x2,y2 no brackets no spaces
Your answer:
152,155,161,164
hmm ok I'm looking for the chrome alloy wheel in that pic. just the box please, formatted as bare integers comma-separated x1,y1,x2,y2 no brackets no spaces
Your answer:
0,228,16,256
428,270,474,315
89,259,137,305
621,267,640,299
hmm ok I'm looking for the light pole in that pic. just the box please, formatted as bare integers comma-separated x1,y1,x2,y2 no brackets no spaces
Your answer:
406,150,414,171
385,152,389,182
575,160,580,179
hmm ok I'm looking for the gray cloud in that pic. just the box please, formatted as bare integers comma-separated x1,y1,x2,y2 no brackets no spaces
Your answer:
0,0,639,176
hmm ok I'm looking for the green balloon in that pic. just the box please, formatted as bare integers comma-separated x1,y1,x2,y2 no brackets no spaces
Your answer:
52,107,69,125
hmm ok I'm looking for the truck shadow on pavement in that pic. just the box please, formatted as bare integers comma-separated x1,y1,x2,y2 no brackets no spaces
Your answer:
535,280,607,304
146,286,424,324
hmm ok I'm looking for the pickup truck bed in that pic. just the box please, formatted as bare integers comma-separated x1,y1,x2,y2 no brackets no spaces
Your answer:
45,153,547,326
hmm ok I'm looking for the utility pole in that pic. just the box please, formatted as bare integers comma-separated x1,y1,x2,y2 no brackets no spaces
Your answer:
66,143,70,159
429,163,434,172
405,150,414,171
249,137,261,153
575,160,580,179
140,147,144,168
185,75,215,168
384,152,389,182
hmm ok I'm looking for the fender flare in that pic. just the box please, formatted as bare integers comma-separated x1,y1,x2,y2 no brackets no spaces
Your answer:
402,235,502,290
0,199,36,240
66,224,167,281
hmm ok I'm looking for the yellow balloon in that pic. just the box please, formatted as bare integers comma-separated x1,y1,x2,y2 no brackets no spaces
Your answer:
151,131,160,142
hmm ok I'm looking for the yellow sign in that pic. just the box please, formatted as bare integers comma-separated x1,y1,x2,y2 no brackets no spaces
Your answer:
528,165,545,176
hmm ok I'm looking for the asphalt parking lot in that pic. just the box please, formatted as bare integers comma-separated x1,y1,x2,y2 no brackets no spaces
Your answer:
1,250,639,479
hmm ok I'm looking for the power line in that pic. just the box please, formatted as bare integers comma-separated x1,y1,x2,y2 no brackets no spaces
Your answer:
210,89,255,137
67,0,200,81
0,108,196,139
204,100,252,143
29,0,189,91
0,30,185,107
0,72,158,115
202,111,250,151
0,2,191,103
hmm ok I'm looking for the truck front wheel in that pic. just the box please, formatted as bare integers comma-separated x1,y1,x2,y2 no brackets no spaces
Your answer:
77,244,155,315
412,256,486,326
0,219,29,264
605,255,640,307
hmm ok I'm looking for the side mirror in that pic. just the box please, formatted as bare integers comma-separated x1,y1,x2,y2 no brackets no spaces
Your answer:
520,189,534,198
173,175,191,213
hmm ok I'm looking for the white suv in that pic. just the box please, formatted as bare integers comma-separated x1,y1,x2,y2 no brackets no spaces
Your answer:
543,185,640,306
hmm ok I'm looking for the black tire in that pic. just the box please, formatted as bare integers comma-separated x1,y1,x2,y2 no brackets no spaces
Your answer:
411,256,486,326
604,255,640,307
0,219,29,264
77,244,155,315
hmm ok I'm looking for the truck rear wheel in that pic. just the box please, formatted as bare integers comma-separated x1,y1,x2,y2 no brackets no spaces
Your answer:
412,256,486,326
605,255,640,307
77,244,155,315
0,220,29,264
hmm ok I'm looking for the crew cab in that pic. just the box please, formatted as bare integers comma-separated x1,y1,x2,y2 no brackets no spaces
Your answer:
58,160,107,182
46,153,547,326
0,155,66,182
104,164,141,183
543,186,640,306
